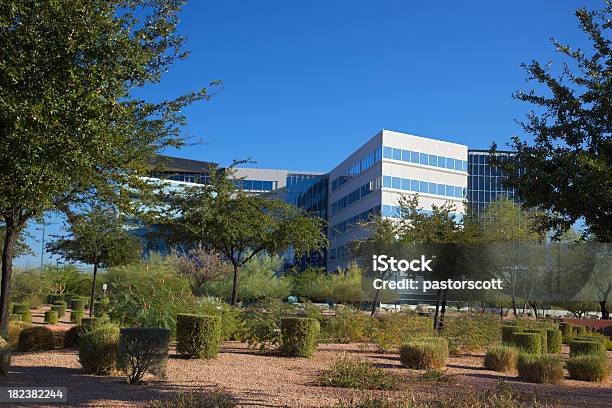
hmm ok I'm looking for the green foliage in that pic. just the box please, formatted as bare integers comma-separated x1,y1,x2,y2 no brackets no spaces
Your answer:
193,299,241,341
118,328,171,384
545,329,562,354
12,303,29,314
176,314,222,359
237,300,290,352
574,325,587,336
169,245,232,296
280,317,320,358
512,332,541,354
440,313,501,356
44,310,58,324
70,310,84,325
517,354,564,384
71,299,85,311
149,391,237,408
52,302,66,318
11,270,45,308
9,314,21,322
569,339,605,357
78,323,120,375
371,313,434,353
40,266,91,297
7,322,29,348
318,358,397,390
63,325,83,349
0,337,9,376
47,294,65,304
522,329,547,355
566,354,609,382
501,325,522,345
322,307,372,344
17,326,55,351
327,264,364,305
399,338,448,370
484,346,517,372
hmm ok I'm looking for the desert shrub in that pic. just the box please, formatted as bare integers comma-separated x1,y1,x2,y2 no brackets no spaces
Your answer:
51,302,66,318
523,329,547,354
41,265,91,297
574,325,587,336
545,329,562,353
512,332,541,354
322,307,372,343
44,310,58,324
17,326,55,351
63,325,84,348
440,313,500,356
11,271,45,308
566,353,609,382
118,328,170,384
327,264,364,305
9,314,22,322
318,358,397,390
280,317,320,357
569,339,605,356
371,313,433,353
0,337,10,376
517,354,564,384
8,323,27,348
70,310,84,325
484,346,517,372
78,323,120,375
193,299,241,341
176,314,222,359
149,390,237,408
71,298,85,311
399,337,448,370
237,300,293,352
501,324,522,345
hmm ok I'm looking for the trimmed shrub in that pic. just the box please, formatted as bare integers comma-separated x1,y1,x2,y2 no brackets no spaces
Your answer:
399,337,448,370
71,298,85,311
523,329,547,354
78,323,120,375
176,314,222,359
370,313,434,353
70,310,84,325
574,325,587,336
280,317,320,358
318,358,397,390
149,391,237,408
9,302,14,314
44,310,58,324
118,328,171,384
47,294,65,304
17,327,55,351
501,325,522,345
559,322,573,336
12,303,32,323
81,317,98,326
512,332,541,354
0,337,10,376
51,304,66,319
545,329,562,354
9,314,22,322
63,325,83,348
567,354,610,382
569,339,605,357
517,353,564,384
483,346,517,372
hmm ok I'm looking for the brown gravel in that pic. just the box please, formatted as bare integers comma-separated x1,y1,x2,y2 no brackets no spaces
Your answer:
1,342,611,408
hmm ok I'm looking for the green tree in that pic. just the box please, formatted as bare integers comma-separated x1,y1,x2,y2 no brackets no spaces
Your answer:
0,0,216,335
492,2,611,241
47,207,143,315
158,168,328,306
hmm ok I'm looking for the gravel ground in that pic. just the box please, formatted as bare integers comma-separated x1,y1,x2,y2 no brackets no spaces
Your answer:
2,342,611,408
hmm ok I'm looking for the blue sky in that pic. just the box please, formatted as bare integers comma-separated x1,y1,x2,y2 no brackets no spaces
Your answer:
17,0,601,267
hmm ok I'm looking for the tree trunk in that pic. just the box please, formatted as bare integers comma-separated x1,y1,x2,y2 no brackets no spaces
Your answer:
89,263,98,317
529,302,538,319
0,222,19,337
600,301,609,320
230,264,240,307
433,289,441,331
438,288,448,330
511,293,518,317
370,289,380,316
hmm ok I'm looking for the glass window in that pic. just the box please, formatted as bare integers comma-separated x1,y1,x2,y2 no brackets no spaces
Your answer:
361,183,371,197
392,177,401,189
428,155,437,166
437,183,445,195
252,180,263,190
428,182,437,194
419,153,428,165
242,180,252,190
454,159,462,171
262,181,273,190
411,151,419,163
437,156,446,168
401,178,410,190
392,148,402,160
410,179,419,191
463,160,468,171
419,181,428,192
383,147,393,159
455,186,464,198
446,158,455,170
402,150,411,161
446,185,454,196
383,175,391,187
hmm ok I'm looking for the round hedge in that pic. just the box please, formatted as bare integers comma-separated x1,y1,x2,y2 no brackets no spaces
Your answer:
512,332,541,354
517,353,564,384
567,354,609,382
570,339,605,357
523,329,547,354
574,325,587,336
559,322,574,336
71,298,85,311
44,310,58,324
501,325,522,345
12,303,29,314
0,337,10,376
484,346,517,372
399,337,448,370
47,294,64,304
17,327,55,352
70,311,84,325
545,329,562,354
118,328,171,384
176,314,222,359
63,325,84,349
51,304,66,318
280,317,320,358
78,323,120,375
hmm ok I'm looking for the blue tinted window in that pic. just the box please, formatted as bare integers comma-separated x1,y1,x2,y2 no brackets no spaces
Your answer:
252,180,263,190
446,185,454,196
392,148,402,160
410,179,419,191
262,181,273,190
242,180,253,190
402,150,411,161
392,177,401,189
437,184,445,195
455,186,464,198
419,181,428,192
383,147,393,158
383,176,391,187
420,153,428,165
454,159,462,171
411,151,419,163
429,155,437,166
446,158,455,170
401,178,410,190
428,182,437,194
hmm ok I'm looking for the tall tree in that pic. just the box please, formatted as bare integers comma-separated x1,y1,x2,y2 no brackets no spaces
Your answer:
492,2,611,241
47,207,143,316
0,0,217,335
157,168,328,306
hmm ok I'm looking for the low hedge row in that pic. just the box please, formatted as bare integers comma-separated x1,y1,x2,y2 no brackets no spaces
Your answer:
44,310,58,324
569,339,606,357
17,327,55,352
566,354,609,382
517,353,564,384
484,346,517,372
512,332,541,354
